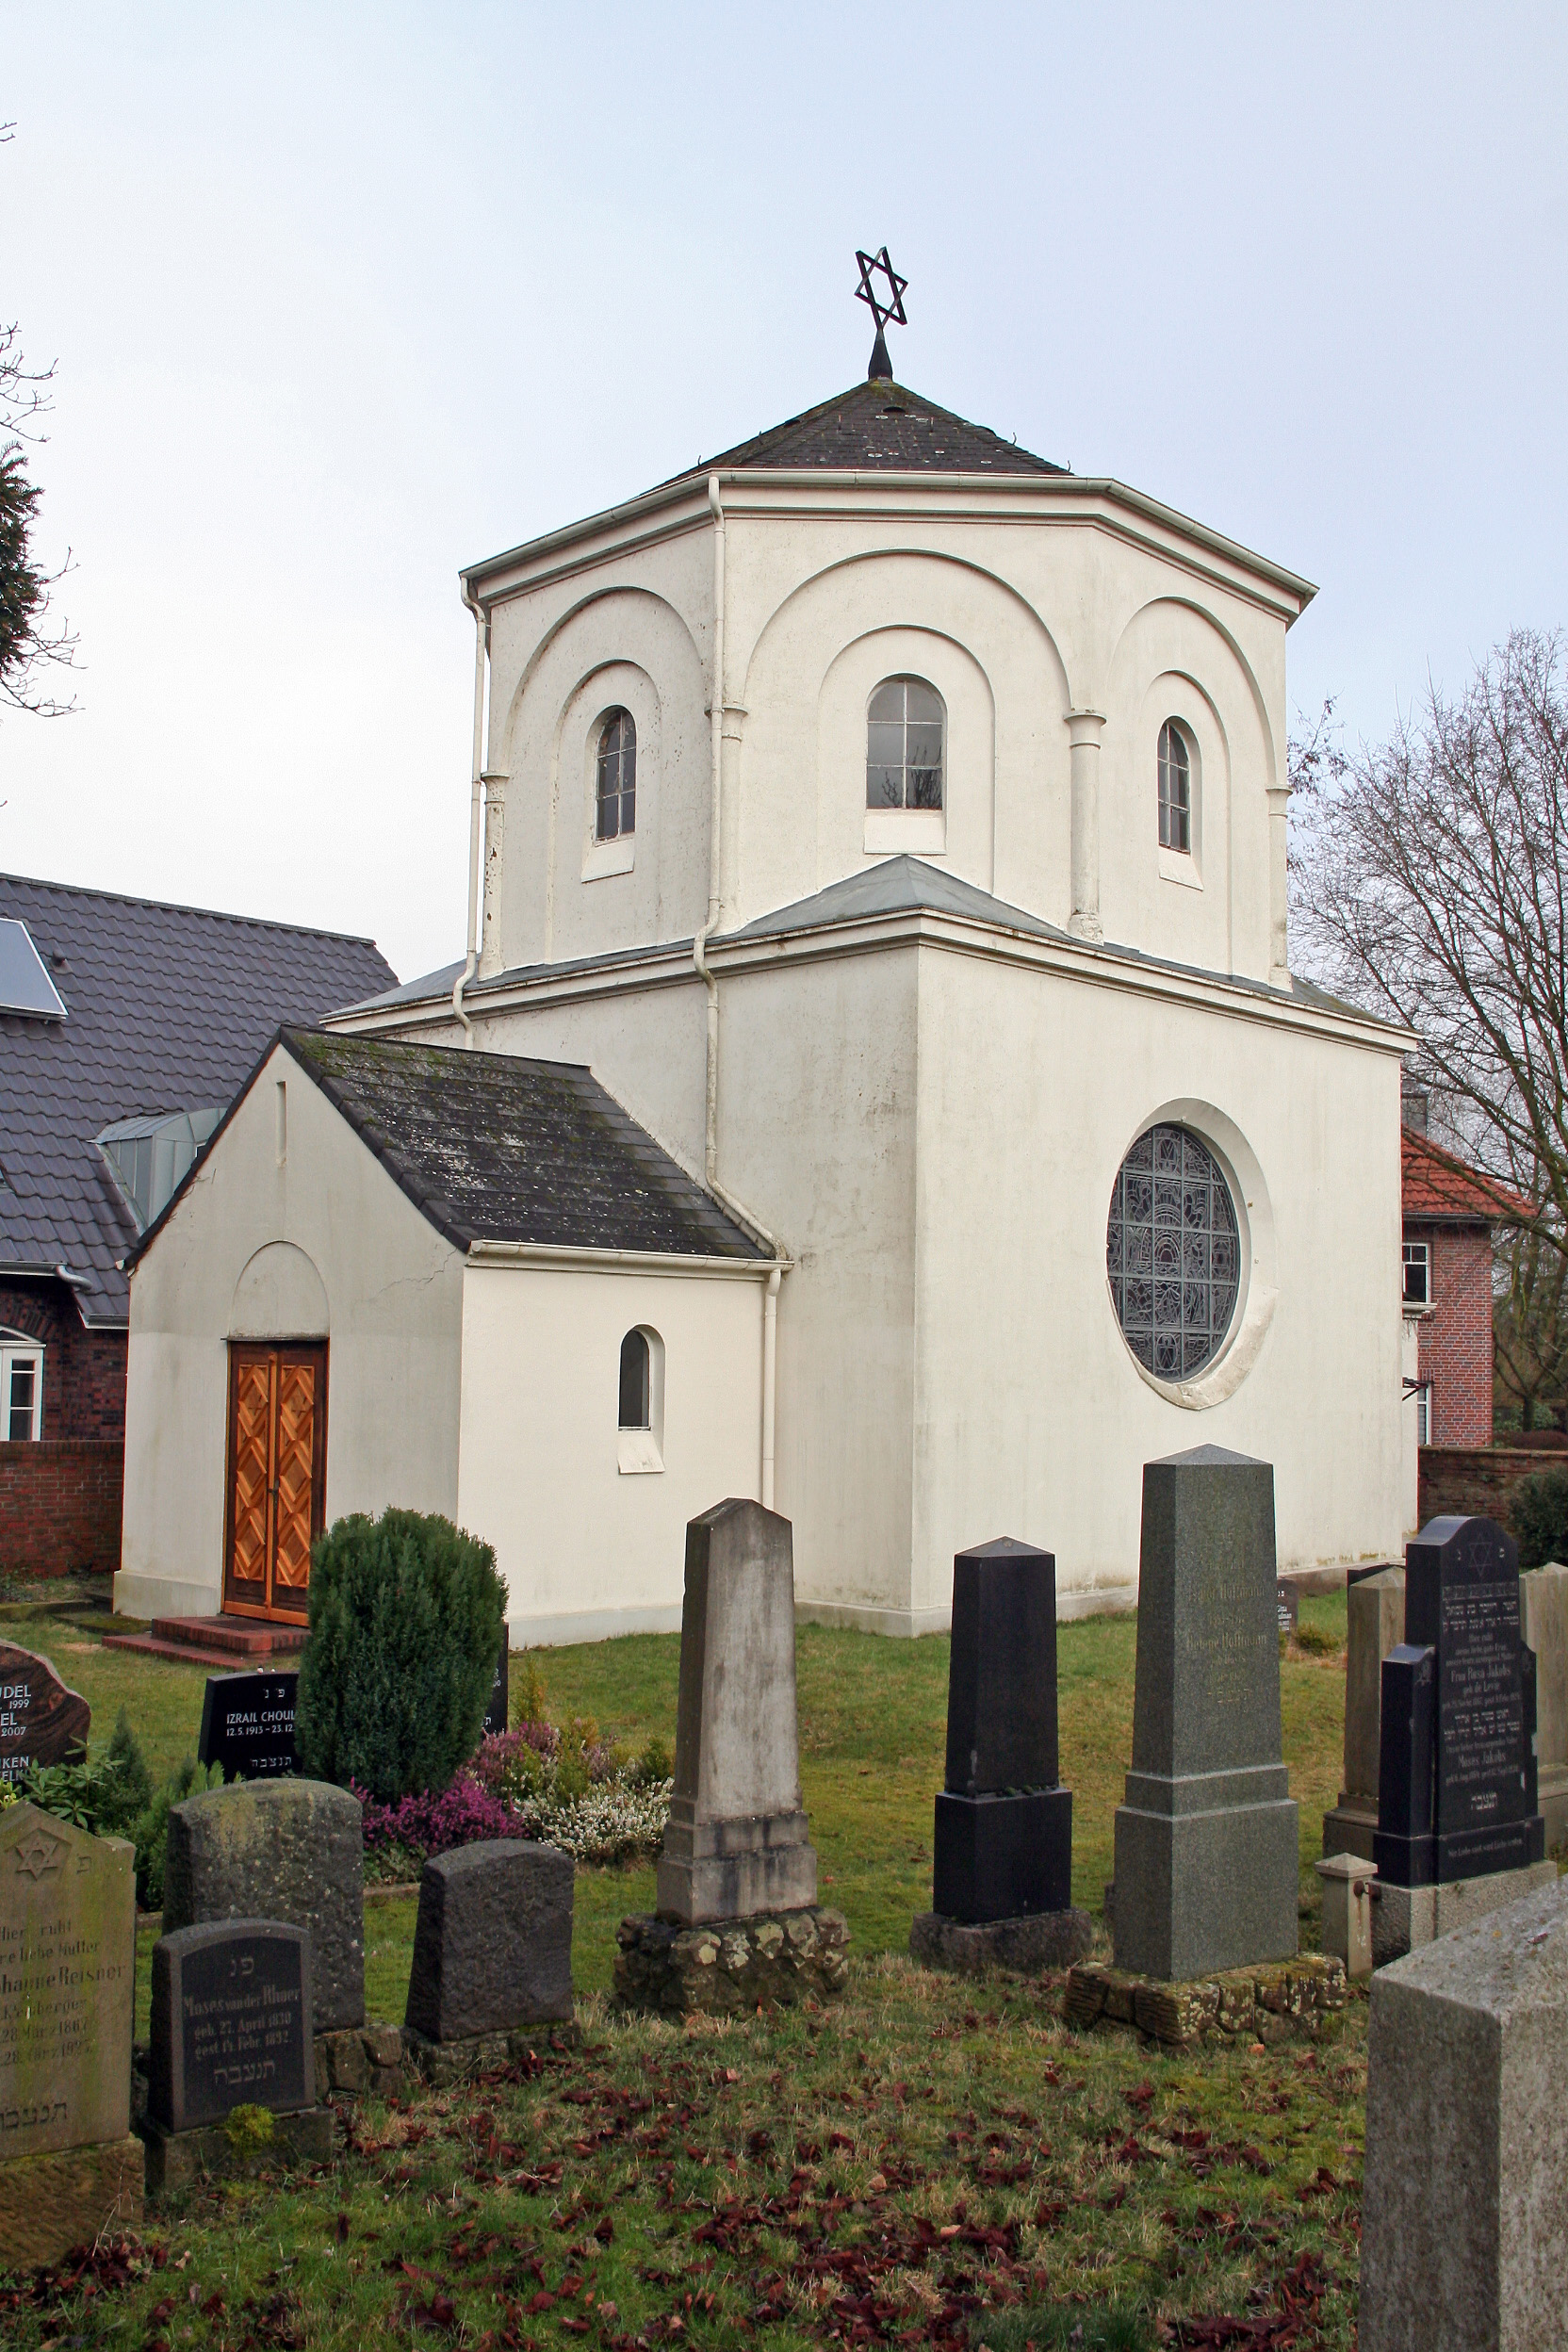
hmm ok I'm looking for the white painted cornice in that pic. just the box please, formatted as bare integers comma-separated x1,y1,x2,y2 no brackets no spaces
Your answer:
466,1239,788,1280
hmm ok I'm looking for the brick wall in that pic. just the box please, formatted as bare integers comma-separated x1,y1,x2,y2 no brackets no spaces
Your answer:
1415,1445,1559,1529
0,1438,123,1576
0,1282,127,1442
1409,1223,1494,1447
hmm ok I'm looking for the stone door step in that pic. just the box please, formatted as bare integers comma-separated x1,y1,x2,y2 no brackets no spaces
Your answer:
102,1614,308,1672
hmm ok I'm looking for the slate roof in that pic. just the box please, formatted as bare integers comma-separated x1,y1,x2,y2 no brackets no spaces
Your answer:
0,874,397,1324
720,856,1069,947
1402,1127,1532,1226
687,377,1067,479
266,1029,763,1260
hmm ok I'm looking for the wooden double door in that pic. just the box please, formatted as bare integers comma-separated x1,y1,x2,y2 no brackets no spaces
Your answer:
222,1343,328,1622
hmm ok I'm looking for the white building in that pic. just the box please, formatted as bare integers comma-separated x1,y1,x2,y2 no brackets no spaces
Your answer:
120,369,1413,1642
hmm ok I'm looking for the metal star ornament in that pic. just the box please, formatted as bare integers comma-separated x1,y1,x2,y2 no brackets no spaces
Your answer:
855,247,907,379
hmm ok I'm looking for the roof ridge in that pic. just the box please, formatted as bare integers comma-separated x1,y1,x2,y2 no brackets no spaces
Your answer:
0,870,384,951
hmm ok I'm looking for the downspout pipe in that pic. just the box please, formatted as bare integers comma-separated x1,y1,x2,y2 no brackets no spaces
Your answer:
453,589,488,1044
761,1264,780,1510
693,474,726,1185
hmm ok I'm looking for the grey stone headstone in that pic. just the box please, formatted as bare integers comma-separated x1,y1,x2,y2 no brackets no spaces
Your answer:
162,1777,364,2031
1360,1879,1568,2351
1323,1566,1405,1861
1111,1446,1298,1981
0,1803,134,2157
656,1497,817,1924
404,1840,574,2041
149,1920,314,2132
1520,1561,1568,1851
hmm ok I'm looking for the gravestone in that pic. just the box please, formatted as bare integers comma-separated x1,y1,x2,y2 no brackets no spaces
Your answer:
198,1671,298,1782
482,1636,510,1739
1360,1877,1568,2350
908,1538,1090,1974
149,1920,314,2130
404,1840,572,2049
0,1642,90,1784
1321,1566,1404,1862
1112,1446,1298,1982
0,1803,142,2265
1519,1560,1568,1851
1275,1578,1299,1638
163,1777,364,2032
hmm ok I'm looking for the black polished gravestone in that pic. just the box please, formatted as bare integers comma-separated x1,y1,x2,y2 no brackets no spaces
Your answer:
148,1920,314,2132
198,1672,298,1782
908,1540,1090,1971
1373,1515,1545,1886
483,1634,510,1739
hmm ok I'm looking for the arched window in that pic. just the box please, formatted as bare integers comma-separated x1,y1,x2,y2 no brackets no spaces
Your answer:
1157,721,1190,853
596,710,636,842
618,1327,650,1429
1106,1124,1239,1379
867,678,944,811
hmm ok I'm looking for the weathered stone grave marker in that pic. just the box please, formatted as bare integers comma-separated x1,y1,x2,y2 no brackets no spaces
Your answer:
1112,1446,1298,1981
0,1642,90,1785
1321,1565,1404,1862
1360,1877,1568,2350
404,1841,573,2082
616,1499,848,2013
198,1671,298,1782
909,1537,1091,1974
143,1919,331,2188
1373,1516,1551,1961
0,1803,141,2265
1519,1559,1568,1851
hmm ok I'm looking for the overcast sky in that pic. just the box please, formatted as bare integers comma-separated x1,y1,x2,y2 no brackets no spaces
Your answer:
3,5,1565,983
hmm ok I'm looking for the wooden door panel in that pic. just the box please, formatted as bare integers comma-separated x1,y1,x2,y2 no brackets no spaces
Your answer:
272,1361,318,1592
223,1353,274,1609
222,1342,327,1620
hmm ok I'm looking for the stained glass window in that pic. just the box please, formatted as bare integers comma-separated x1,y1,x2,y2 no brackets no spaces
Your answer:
1158,721,1190,852
867,677,944,810
1106,1124,1239,1378
596,710,636,841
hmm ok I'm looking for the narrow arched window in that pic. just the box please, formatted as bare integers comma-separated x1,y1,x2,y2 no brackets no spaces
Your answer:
596,710,636,841
1158,721,1190,853
618,1327,650,1429
867,677,944,810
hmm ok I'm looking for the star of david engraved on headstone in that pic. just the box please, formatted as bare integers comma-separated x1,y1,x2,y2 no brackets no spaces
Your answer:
13,1824,66,1878
854,245,908,380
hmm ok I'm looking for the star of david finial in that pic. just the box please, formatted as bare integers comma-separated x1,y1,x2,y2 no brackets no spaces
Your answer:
13,1827,65,1879
854,246,907,381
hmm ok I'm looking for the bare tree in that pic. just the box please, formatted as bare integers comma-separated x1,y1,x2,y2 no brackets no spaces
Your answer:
1494,1225,1568,1431
1,125,77,715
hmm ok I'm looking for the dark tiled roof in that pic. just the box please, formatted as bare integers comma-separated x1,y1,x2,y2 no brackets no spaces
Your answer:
689,378,1067,478
0,875,397,1324
720,856,1068,946
1402,1128,1532,1226
280,1029,762,1259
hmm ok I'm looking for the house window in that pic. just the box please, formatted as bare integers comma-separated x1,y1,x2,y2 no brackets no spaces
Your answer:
867,677,944,810
1106,1123,1240,1379
1402,1240,1431,1311
1158,721,1191,853
618,1328,650,1429
1413,1382,1433,1446
596,710,636,841
617,1326,664,1475
0,1331,43,1441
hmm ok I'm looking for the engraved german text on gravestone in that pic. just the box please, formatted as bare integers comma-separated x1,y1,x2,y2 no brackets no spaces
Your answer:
0,1643,91,1783
0,1803,134,2158
151,1923,311,2132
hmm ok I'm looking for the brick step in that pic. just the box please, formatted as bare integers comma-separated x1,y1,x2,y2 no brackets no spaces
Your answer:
99,1632,269,1672
151,1614,307,1656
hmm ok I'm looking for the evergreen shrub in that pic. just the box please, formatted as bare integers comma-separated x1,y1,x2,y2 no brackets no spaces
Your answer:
295,1508,507,1803
1510,1463,1568,1572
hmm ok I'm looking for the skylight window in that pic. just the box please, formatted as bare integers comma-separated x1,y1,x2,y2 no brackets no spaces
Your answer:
0,919,68,1019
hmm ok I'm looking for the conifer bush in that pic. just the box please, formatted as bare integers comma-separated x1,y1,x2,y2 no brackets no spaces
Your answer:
294,1508,508,1803
1510,1463,1568,1572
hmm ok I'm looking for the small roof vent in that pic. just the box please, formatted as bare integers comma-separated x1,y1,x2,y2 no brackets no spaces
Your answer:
0,918,69,1019
97,1106,223,1233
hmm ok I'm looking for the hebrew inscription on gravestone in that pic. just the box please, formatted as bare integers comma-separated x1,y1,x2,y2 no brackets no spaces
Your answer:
0,1802,135,2157
149,1921,313,2133
198,1673,298,1782
0,1643,91,1784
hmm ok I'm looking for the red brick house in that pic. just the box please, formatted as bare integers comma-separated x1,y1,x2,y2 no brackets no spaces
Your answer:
1401,1119,1528,1447
1,874,395,1578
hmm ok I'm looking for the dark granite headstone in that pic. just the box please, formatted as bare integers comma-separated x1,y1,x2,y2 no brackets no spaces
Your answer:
1374,1516,1545,1887
149,1920,313,2132
1373,1643,1437,1886
930,1539,1073,1923
1112,1446,1298,1981
404,1840,573,2041
482,1637,510,1739
0,1643,90,1783
198,1673,298,1782
1277,1580,1300,1638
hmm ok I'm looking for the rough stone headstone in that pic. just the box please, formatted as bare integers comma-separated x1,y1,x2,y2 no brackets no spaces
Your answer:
1519,1560,1568,1851
908,1538,1090,1973
1374,1516,1545,1890
0,1643,90,1784
0,1803,141,2264
404,1840,572,2044
482,1636,510,1739
1360,1878,1568,2351
655,1497,817,1924
1112,1446,1298,1982
149,1920,314,2131
162,1777,364,2032
1322,1566,1405,1861
198,1671,299,1782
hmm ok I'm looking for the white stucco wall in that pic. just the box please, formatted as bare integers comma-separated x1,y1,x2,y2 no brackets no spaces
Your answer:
455,1257,768,1643
117,1040,466,1621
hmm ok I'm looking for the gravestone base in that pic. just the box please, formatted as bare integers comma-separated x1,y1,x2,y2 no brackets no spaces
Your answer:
1371,1857,1557,1968
932,1788,1072,1922
0,2135,144,2268
402,2021,581,2088
909,1906,1092,1978
614,1907,849,2015
1112,1788,1300,1982
314,2022,409,2102
141,2105,334,2195
1065,1953,1347,2049
1541,1764,1568,1854
654,1808,818,1925
1320,1794,1379,1865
